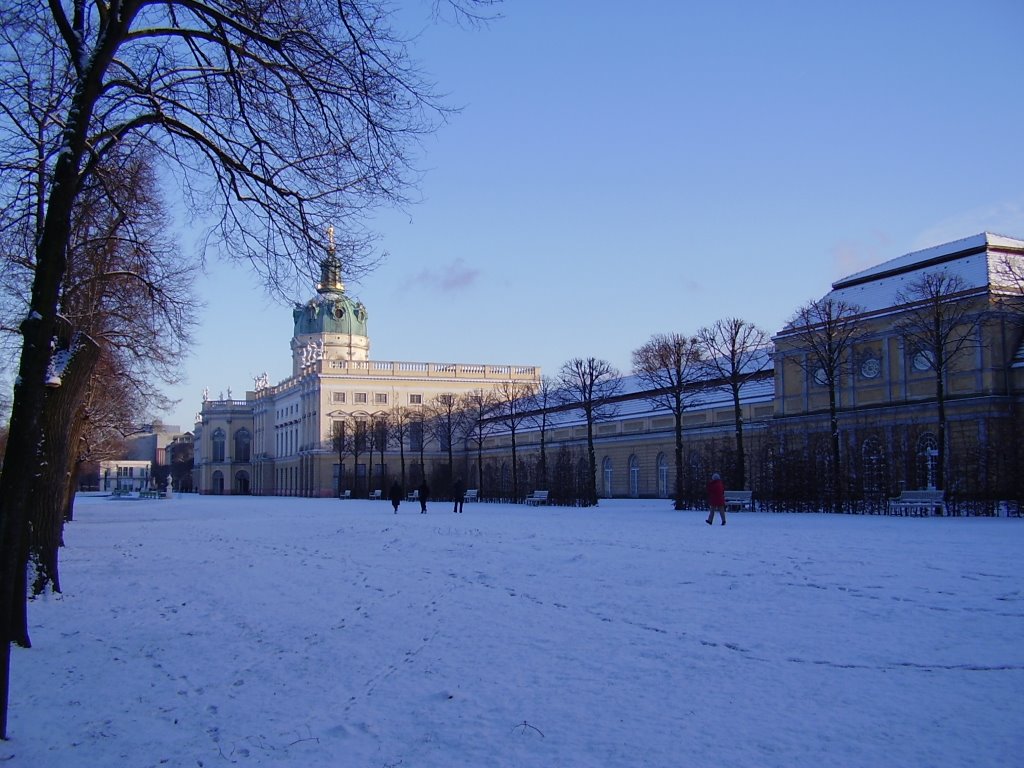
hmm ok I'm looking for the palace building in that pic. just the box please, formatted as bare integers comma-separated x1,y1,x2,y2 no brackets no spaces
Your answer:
193,245,541,496
194,232,1024,507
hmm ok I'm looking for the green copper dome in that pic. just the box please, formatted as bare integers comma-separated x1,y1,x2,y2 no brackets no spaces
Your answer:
292,293,368,336
292,252,368,337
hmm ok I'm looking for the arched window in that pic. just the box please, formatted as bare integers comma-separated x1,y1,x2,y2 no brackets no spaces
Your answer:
917,433,938,490
235,470,251,495
602,457,613,498
211,429,226,463
657,453,669,498
628,455,640,497
234,428,251,463
212,470,224,494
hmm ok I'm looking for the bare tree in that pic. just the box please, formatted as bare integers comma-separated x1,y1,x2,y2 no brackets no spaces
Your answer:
696,318,770,489
492,380,537,500
1,145,196,599
28,317,100,598
0,0,493,735
526,376,560,491
558,358,622,506
329,420,349,497
388,404,417,492
895,270,979,491
370,412,390,493
785,298,864,512
332,414,369,497
412,409,428,486
426,393,465,490
994,251,1024,323
632,333,704,510
460,389,497,496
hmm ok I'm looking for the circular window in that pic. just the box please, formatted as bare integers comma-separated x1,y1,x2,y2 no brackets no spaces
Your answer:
912,351,933,371
861,357,881,379
813,368,829,386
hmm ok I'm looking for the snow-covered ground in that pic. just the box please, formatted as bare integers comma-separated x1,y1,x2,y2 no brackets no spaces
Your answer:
6,494,1022,767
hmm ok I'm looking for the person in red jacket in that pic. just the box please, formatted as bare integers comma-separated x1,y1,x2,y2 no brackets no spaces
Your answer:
706,472,726,526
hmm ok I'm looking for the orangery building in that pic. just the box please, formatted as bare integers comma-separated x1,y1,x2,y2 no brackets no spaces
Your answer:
194,233,1024,509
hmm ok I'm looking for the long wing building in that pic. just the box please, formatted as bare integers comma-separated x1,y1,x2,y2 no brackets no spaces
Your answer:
194,232,1024,509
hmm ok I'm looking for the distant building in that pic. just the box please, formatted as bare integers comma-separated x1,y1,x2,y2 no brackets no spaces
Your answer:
98,460,152,492
476,233,1024,506
193,232,1024,506
194,244,540,495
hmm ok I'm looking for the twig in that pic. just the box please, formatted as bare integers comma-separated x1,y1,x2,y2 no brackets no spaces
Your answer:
513,720,545,738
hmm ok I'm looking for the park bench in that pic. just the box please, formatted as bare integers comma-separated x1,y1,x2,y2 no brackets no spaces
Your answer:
339,489,352,499
464,489,479,502
888,489,945,516
524,490,549,506
724,490,753,511
369,489,382,500
406,489,419,502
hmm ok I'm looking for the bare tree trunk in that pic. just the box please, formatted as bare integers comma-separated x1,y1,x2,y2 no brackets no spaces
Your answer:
674,413,685,511
31,321,101,595
732,383,746,488
936,370,947,492
829,385,842,513
585,413,598,506
538,427,548,490
510,430,518,499
0,315,60,740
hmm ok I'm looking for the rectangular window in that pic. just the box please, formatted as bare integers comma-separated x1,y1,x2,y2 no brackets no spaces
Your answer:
332,391,346,404
409,394,422,405
374,393,388,405
410,422,423,452
354,392,368,404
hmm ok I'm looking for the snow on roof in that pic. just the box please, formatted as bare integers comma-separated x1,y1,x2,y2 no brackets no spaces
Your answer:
833,233,1024,289
491,374,776,435
798,233,1024,320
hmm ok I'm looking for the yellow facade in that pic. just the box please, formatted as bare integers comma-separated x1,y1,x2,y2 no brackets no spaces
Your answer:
196,232,1024,506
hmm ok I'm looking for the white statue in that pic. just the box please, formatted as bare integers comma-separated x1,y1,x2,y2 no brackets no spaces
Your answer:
202,387,209,402
301,340,325,368
226,387,233,400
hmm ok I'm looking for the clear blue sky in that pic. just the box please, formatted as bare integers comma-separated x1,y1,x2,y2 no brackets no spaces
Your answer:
161,0,1024,430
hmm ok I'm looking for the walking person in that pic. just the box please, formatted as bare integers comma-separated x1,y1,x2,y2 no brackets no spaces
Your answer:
452,477,466,514
706,472,726,526
418,480,430,513
389,480,403,514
